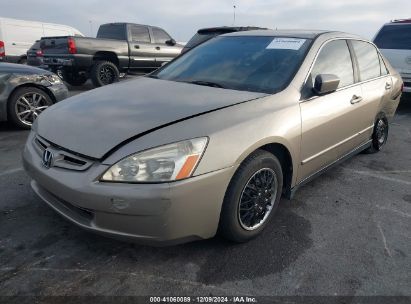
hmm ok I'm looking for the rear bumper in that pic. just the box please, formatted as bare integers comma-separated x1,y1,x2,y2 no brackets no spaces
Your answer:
0,55,21,63
43,54,93,70
23,132,235,245
27,56,43,67
400,73,411,93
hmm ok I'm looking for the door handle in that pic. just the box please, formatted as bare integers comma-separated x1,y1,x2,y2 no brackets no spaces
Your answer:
350,95,363,104
134,45,140,49
385,83,392,90
12,42,16,46
155,46,161,50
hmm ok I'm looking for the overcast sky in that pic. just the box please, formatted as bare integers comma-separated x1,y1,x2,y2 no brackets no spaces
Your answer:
1,0,409,41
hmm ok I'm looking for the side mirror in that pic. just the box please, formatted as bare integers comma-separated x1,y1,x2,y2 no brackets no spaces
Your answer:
313,74,340,95
165,39,176,46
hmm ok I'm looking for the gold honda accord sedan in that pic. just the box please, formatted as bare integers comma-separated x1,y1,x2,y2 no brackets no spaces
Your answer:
23,30,403,245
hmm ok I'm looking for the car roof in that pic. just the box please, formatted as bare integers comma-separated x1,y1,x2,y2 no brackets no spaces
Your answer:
197,26,268,34
222,29,361,40
387,18,411,24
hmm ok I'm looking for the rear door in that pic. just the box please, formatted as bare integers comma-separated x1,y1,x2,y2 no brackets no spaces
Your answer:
351,40,398,121
298,39,364,181
150,27,181,66
128,24,156,69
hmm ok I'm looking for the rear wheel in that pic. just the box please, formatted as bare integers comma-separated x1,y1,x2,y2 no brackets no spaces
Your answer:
91,60,120,87
219,150,283,242
8,87,53,129
364,116,389,154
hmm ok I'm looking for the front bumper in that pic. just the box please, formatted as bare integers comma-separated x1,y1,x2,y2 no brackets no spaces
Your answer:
23,132,235,245
47,83,69,102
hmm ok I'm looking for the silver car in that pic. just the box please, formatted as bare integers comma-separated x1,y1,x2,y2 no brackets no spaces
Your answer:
23,30,402,245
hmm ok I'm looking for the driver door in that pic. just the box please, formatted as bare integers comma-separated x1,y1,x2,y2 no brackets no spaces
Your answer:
150,27,181,67
298,39,364,182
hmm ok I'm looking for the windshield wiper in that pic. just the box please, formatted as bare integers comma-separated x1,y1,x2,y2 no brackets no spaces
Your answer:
186,80,225,89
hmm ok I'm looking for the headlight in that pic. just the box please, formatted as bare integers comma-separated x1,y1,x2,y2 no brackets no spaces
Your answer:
40,74,62,86
101,137,208,183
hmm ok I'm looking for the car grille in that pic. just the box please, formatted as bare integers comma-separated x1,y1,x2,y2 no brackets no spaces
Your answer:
34,135,94,171
404,81,411,88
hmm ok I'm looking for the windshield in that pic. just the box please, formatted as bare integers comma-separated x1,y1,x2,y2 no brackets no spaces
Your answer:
185,33,216,48
152,36,312,93
374,24,411,50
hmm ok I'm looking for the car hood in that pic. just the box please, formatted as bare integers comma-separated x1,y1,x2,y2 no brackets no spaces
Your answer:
0,62,51,75
36,77,267,159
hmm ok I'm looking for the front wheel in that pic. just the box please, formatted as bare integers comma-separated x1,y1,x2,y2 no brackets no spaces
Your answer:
91,61,120,87
8,87,53,129
219,150,283,243
364,116,389,154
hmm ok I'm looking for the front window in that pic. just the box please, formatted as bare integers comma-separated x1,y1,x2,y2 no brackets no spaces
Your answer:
152,28,172,44
310,40,354,89
152,36,312,94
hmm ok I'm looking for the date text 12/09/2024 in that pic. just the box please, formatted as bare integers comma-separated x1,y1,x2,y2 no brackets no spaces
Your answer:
149,296,257,303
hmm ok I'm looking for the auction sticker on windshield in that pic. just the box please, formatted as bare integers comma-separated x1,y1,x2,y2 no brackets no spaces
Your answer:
266,38,306,50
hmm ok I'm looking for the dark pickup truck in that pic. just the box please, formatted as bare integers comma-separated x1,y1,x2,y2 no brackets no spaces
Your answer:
40,23,183,87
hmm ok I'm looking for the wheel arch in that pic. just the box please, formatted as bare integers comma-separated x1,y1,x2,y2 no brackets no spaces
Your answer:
93,52,119,66
234,140,295,199
7,84,56,109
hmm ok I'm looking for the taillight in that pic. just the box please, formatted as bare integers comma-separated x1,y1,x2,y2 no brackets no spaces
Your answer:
36,49,43,57
0,41,5,57
67,37,77,54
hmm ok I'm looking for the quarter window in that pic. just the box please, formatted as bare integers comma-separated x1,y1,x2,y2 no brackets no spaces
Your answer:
152,28,171,44
311,40,354,88
351,40,381,81
130,25,150,43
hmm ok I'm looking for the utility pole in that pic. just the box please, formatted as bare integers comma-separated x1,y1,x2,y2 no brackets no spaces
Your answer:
233,4,236,26
89,20,93,37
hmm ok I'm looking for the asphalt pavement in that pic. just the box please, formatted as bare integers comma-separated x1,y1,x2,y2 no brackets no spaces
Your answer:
0,81,410,300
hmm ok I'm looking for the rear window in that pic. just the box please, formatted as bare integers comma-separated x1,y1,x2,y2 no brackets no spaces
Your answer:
374,24,411,50
352,40,381,81
97,24,126,40
130,25,150,43
185,33,216,48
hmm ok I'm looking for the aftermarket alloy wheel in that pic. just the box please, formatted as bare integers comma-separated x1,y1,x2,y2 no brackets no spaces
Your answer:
219,150,283,242
91,60,120,87
8,87,53,129
365,115,389,153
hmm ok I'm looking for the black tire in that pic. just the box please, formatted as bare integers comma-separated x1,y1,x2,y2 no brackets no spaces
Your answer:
18,57,27,65
62,71,88,86
364,115,389,154
90,60,120,87
219,150,283,243
8,87,53,130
